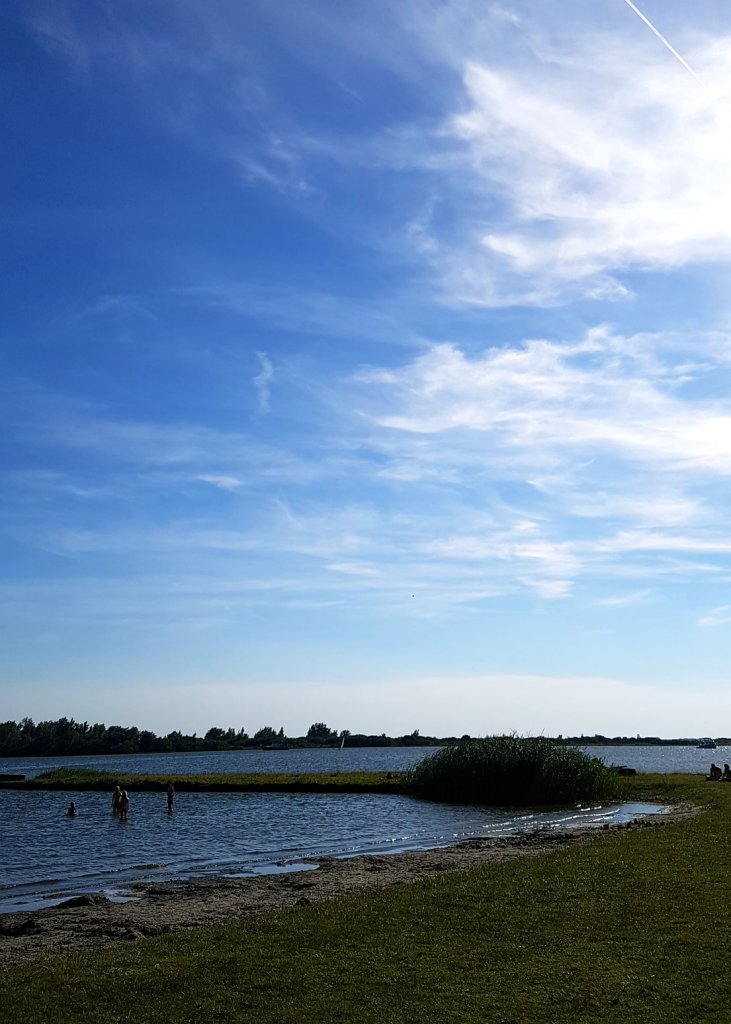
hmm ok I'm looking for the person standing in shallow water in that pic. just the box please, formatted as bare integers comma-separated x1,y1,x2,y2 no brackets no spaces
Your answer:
111,786,122,815
118,790,130,821
166,783,174,813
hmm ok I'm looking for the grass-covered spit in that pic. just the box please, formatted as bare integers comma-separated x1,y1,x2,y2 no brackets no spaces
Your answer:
404,735,622,805
3,767,404,794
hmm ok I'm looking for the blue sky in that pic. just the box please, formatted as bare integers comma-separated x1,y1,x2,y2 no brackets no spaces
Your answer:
4,0,731,737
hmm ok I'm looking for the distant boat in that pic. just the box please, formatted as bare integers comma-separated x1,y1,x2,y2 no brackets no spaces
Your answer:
697,737,717,749
261,741,288,751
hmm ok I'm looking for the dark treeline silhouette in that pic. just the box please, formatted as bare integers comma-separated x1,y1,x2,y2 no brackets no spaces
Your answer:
558,734,731,746
0,719,452,758
2,720,725,759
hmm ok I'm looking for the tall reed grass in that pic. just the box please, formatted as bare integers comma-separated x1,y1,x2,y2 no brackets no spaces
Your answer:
404,735,623,806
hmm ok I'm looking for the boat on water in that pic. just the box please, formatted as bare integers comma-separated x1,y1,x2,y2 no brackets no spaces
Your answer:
697,737,717,749
260,741,289,751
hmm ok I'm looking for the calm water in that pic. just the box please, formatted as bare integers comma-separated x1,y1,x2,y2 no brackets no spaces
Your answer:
1,742,727,781
0,746,433,780
0,789,663,914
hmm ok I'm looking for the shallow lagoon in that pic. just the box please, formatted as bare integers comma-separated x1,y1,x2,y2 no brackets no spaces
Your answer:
0,788,664,913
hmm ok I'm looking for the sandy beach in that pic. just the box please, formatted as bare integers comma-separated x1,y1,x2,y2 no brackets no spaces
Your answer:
0,804,694,970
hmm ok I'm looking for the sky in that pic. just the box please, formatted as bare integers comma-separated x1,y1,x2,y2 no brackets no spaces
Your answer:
3,0,731,738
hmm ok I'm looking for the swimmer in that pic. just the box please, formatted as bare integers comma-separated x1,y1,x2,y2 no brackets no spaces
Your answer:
66,801,77,817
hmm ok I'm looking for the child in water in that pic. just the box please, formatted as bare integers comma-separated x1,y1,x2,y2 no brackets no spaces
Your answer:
111,785,122,815
118,791,130,821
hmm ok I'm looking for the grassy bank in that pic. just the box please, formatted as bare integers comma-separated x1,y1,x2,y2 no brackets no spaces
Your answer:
1,774,728,1023
2,767,404,793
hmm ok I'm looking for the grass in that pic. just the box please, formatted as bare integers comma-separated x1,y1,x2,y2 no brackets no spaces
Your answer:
1,774,729,1023
8,767,404,792
404,734,623,805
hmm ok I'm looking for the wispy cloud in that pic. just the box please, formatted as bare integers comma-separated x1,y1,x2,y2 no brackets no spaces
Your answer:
253,352,273,414
358,326,731,477
594,588,653,607
699,605,731,628
374,16,731,305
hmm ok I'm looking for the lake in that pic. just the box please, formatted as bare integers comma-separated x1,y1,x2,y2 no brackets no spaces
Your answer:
0,788,664,914
1,743,709,914
1,742,727,780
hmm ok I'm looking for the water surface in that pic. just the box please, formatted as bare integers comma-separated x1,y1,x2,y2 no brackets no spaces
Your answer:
1,743,726,781
0,788,663,914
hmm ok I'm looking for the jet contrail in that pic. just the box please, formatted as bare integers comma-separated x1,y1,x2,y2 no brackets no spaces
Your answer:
622,0,707,90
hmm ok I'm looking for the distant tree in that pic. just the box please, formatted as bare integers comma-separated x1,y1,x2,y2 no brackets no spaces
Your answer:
165,730,188,752
138,730,158,753
254,726,279,743
0,721,22,755
307,722,337,744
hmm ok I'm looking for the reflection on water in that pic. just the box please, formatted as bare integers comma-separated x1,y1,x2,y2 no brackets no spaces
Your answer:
0,789,664,913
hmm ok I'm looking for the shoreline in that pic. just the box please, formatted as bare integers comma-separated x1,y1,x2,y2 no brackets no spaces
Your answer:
0,802,695,970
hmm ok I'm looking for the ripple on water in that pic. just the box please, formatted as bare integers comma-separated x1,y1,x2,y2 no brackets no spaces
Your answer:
0,789,666,913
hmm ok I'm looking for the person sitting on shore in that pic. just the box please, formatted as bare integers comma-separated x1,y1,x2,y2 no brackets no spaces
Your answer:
118,791,130,821
722,764,731,782
66,801,77,817
111,786,122,815
706,763,722,781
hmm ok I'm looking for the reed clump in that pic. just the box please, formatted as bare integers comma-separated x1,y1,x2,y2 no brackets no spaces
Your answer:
404,734,622,806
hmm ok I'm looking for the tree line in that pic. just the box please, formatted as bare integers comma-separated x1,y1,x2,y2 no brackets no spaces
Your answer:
0,718,453,758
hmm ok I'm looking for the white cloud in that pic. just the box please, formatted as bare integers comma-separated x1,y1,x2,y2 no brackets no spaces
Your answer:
699,605,731,627
416,30,731,303
361,327,731,477
196,474,243,492
593,588,653,607
253,352,274,414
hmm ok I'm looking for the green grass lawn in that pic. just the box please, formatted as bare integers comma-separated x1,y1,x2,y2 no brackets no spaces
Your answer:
2,774,729,1023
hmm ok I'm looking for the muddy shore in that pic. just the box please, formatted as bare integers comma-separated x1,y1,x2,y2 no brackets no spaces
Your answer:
0,804,694,970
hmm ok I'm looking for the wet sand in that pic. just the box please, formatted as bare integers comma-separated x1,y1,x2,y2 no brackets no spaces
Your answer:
0,804,694,969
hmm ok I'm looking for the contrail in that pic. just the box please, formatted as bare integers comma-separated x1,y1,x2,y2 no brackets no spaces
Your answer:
622,0,707,90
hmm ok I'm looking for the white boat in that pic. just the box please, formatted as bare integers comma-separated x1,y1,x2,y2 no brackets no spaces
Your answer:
697,737,717,749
